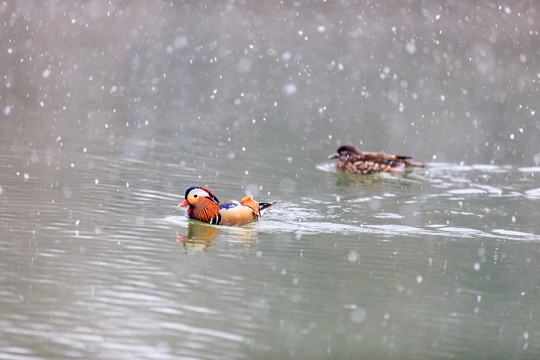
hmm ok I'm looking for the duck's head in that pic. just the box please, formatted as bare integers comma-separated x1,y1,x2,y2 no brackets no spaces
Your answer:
329,144,361,159
178,186,219,207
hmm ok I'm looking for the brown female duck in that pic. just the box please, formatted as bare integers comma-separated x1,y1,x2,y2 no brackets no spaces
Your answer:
329,144,426,174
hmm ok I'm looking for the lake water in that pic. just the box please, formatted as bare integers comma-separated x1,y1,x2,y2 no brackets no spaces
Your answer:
1,1,540,359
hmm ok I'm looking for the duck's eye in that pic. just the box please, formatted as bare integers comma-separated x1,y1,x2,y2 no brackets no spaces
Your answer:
193,194,198,198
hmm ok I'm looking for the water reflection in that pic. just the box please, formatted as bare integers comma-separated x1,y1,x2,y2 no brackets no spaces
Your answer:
176,221,258,253
336,168,426,188
176,222,220,252
317,161,426,186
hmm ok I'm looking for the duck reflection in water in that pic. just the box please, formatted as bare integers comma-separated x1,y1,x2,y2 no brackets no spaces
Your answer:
334,167,424,188
176,221,258,253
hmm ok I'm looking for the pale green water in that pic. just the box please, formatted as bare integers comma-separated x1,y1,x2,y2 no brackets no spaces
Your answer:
2,1,540,359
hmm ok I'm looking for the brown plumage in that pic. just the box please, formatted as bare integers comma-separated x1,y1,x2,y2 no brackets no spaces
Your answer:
329,144,426,175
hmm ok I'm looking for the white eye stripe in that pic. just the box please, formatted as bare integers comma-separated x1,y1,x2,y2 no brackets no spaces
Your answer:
189,189,209,198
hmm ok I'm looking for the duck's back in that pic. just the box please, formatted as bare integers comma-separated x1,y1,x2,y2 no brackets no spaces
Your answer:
338,151,422,174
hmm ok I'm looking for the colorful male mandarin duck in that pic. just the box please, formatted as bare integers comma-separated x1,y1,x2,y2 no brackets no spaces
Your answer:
178,186,277,226
329,144,426,174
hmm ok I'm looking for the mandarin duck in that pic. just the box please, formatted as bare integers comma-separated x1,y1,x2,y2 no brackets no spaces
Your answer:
329,144,426,174
178,186,277,226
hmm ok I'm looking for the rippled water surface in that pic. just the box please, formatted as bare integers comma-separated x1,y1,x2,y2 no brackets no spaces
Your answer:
2,1,540,359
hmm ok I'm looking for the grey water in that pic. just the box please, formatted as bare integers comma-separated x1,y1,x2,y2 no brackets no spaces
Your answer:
1,1,540,359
